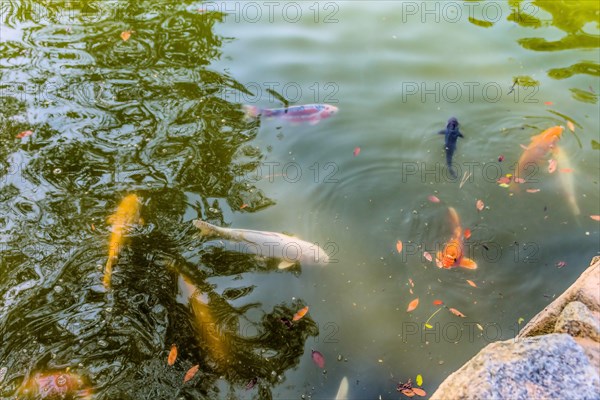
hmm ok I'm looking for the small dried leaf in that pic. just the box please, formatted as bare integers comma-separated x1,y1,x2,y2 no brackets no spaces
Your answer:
408,278,414,288
412,388,427,397
526,188,541,193
476,323,483,331
591,215,600,221
416,374,423,386
407,298,419,312
396,240,403,254
476,200,484,211
423,251,432,262
183,364,199,383
424,323,433,329
428,195,440,203
548,159,557,174
120,30,132,41
464,228,471,240
433,299,444,306
292,306,309,322
448,307,466,317
16,130,33,139
168,344,177,366
353,147,361,156
402,389,415,397
466,280,477,288
566,121,575,132
311,350,325,368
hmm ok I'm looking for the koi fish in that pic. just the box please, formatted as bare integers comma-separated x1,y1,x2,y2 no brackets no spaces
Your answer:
513,125,564,186
193,220,329,269
103,194,142,288
553,145,580,216
17,371,93,399
243,103,338,125
436,207,477,269
438,117,463,178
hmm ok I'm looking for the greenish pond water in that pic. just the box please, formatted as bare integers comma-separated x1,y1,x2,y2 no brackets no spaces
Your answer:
0,1,599,399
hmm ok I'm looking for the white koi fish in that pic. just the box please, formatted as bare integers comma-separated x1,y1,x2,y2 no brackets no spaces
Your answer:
192,220,329,269
553,145,580,216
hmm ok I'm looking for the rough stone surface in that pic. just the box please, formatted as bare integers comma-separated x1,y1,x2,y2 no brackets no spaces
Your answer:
555,301,600,341
430,334,600,400
518,257,600,338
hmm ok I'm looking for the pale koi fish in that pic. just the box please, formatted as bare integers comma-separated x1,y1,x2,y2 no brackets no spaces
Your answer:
193,219,329,269
553,145,580,216
243,103,338,125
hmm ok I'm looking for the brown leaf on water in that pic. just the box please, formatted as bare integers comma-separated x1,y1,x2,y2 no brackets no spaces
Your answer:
183,364,199,383
476,200,484,211
120,30,132,41
433,299,444,306
448,307,466,317
412,387,427,397
466,280,477,288
591,215,600,221
292,306,309,322
526,188,540,193
407,298,419,312
423,251,432,262
402,389,415,397
396,240,403,254
168,344,177,366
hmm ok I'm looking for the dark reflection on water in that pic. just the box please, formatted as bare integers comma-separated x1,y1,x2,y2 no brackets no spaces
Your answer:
1,1,312,399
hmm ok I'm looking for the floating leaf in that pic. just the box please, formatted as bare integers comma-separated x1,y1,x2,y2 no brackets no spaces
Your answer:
416,374,423,386
120,30,132,41
556,261,567,268
407,298,419,312
476,323,483,331
408,278,414,288
183,365,199,383
412,387,427,396
292,306,309,322
464,228,471,240
590,215,600,221
567,120,575,132
476,200,484,211
497,176,511,185
498,155,504,162
353,147,361,156
423,251,432,262
433,299,444,306
448,308,466,317
428,195,440,203
544,101,553,106
402,389,415,397
518,317,525,325
592,140,600,150
311,350,325,368
514,177,526,184
396,240,403,254
560,168,573,173
526,188,540,193
466,279,477,288
548,159,557,173
168,344,177,366
16,130,33,139
424,323,433,329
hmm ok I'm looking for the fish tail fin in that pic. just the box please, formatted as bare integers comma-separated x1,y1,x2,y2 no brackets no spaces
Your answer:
448,207,460,228
459,257,478,269
103,258,114,288
193,219,219,237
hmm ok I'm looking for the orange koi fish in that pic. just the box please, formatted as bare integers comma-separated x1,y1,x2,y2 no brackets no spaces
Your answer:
436,207,477,269
103,194,142,288
513,125,564,186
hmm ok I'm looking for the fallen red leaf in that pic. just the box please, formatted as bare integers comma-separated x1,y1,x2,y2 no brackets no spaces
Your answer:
466,279,477,288
353,147,361,156
464,228,471,240
292,306,309,322
428,195,440,203
168,344,177,366
423,251,432,262
16,130,33,139
396,240,403,254
183,364,199,383
311,350,325,368
120,30,132,41
591,215,600,221
402,389,415,397
526,188,540,193
476,200,484,211
548,159,557,174
544,101,553,106
448,308,466,317
407,298,419,312
412,387,427,397
433,299,444,306
560,168,573,173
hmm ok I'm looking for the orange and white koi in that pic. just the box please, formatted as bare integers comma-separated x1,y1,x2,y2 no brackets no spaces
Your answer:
513,125,564,186
103,194,142,288
436,207,477,269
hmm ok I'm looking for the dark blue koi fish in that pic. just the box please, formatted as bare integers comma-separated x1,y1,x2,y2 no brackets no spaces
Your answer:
243,104,338,125
438,117,463,178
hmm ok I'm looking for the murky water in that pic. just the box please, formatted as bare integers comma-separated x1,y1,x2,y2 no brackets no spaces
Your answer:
1,1,599,399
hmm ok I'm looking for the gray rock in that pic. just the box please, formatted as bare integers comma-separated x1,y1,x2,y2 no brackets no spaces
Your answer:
430,334,600,400
555,301,600,341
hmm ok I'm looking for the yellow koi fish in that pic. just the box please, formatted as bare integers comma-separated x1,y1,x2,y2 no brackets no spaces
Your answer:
103,194,142,288
513,125,563,188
